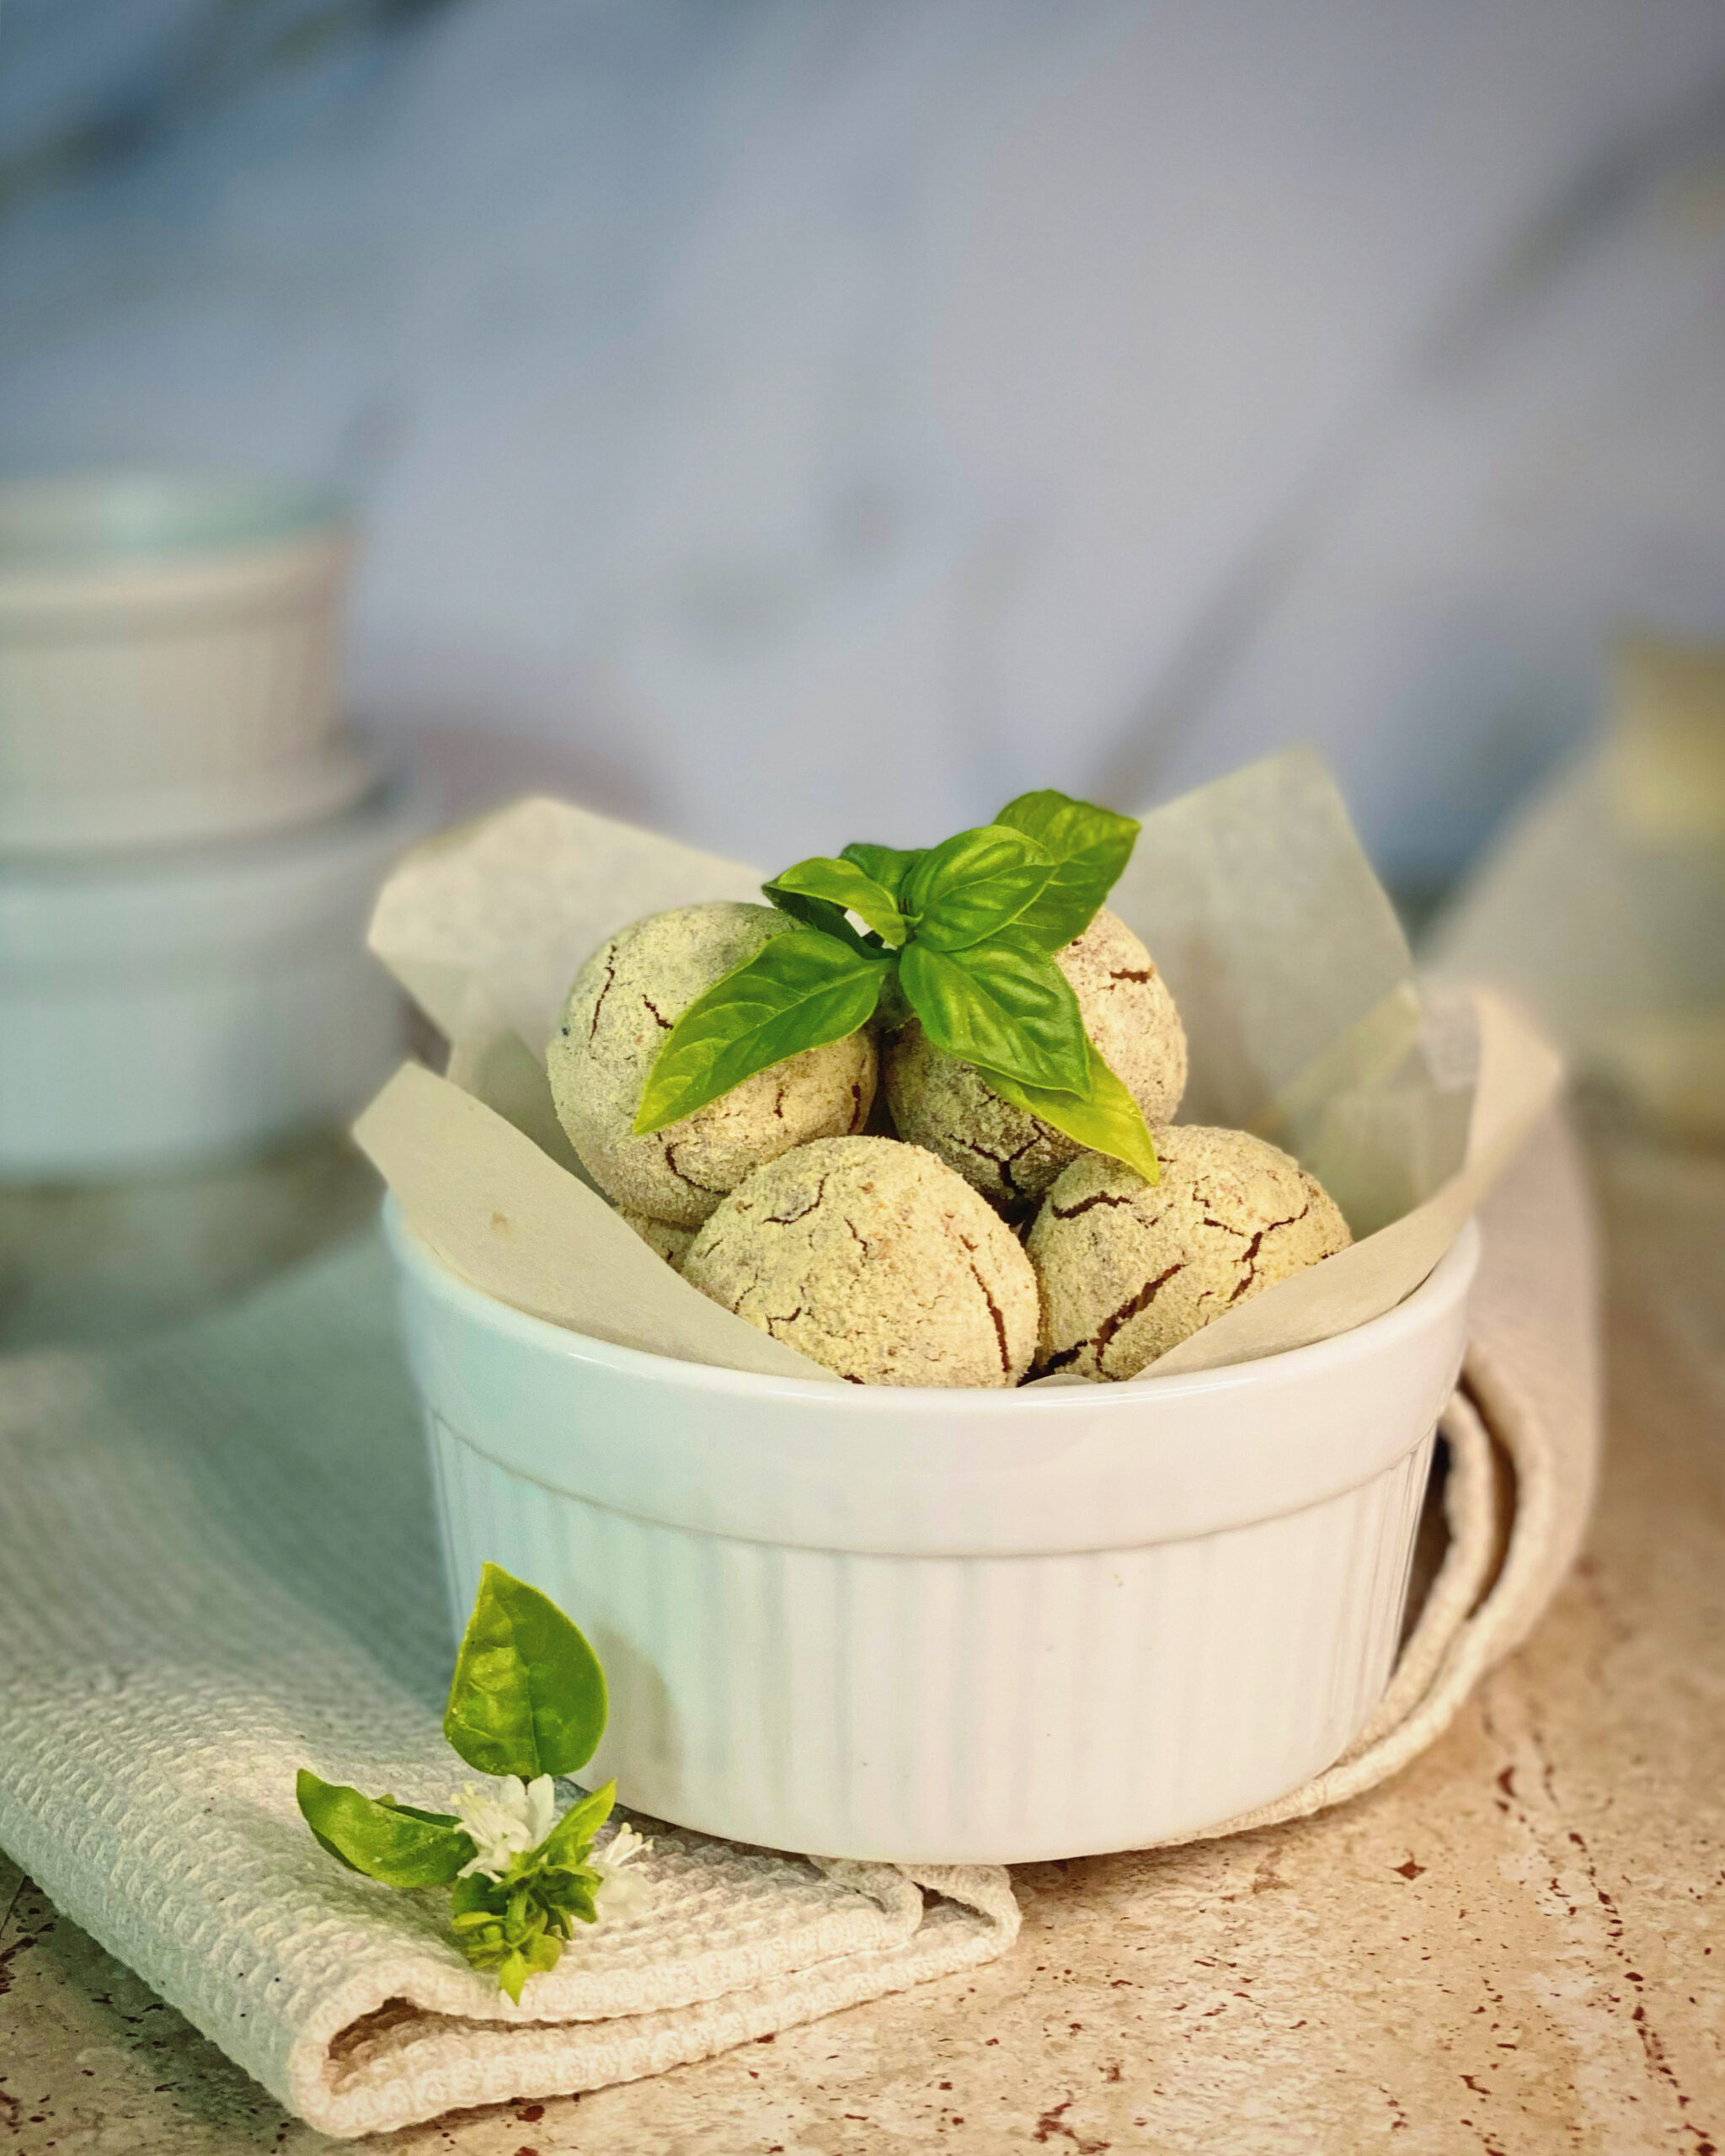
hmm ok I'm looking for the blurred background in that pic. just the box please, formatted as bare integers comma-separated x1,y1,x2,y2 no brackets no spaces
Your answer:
5,0,1725,881
2,0,1722,1338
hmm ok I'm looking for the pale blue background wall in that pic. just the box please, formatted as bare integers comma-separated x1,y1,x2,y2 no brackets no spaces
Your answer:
5,0,1725,878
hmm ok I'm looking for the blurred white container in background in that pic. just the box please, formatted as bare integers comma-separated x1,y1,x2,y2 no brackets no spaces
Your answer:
0,467,432,1181
1429,640,1725,1142
0,470,370,855
0,776,430,1180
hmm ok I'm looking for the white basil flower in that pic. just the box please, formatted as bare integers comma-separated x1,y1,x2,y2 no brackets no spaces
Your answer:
453,1773,557,1881
592,1820,653,1914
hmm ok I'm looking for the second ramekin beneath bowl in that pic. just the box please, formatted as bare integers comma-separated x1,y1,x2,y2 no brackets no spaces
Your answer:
0,774,433,1181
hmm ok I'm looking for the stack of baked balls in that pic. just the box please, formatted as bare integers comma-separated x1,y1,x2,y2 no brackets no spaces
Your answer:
548,903,1350,1387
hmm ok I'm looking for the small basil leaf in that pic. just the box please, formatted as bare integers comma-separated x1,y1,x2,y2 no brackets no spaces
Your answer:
899,937,1090,1093
764,887,877,956
532,1779,617,1870
992,790,1140,950
765,857,908,947
296,1770,475,1888
383,1801,462,1828
451,1871,502,1920
633,929,888,1135
903,825,1055,952
444,1563,607,1780
988,1041,1161,1183
877,966,913,1032
840,841,926,901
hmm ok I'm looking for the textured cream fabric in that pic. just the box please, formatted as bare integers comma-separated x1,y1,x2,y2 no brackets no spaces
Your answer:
0,1234,1017,2138
0,1109,1596,2139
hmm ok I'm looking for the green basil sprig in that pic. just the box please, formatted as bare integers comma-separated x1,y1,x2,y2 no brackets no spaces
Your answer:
633,788,1159,1182
296,1564,625,2003
296,1779,474,1888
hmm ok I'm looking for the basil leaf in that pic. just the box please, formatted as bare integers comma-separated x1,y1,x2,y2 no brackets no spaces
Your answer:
633,929,888,1135
840,841,925,901
899,937,1089,1093
992,790,1140,950
765,857,908,947
903,825,1055,952
444,1563,607,1780
877,965,912,1032
989,1041,1161,1183
451,1873,504,1924
296,1770,475,1888
763,887,876,957
506,1932,562,2001
532,1779,617,1870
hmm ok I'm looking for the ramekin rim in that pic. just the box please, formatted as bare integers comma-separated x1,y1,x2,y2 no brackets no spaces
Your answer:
382,1195,1480,1412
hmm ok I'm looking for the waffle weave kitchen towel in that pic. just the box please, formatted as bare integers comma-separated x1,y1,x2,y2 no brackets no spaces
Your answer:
0,1229,1018,2138
0,1109,1595,2137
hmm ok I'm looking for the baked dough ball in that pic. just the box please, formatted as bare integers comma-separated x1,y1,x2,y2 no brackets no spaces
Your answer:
884,908,1186,1213
550,903,876,1228
617,1207,696,1272
682,1136,1038,1387
1028,1125,1351,1380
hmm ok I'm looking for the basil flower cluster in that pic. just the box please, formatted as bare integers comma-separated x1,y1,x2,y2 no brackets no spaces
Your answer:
297,1565,638,2003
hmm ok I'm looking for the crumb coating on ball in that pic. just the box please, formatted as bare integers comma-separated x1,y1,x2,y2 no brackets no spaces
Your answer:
884,907,1187,1212
682,1135,1039,1387
548,902,877,1227
1028,1124,1350,1380
616,1207,696,1271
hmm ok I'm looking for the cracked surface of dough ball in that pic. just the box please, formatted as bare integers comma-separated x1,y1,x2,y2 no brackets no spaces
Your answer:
1028,1125,1351,1380
884,907,1186,1213
617,1207,696,1272
682,1136,1038,1388
549,903,877,1227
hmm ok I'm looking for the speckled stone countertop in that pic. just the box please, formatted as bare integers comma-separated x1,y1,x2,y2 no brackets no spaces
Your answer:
2,1126,1721,2155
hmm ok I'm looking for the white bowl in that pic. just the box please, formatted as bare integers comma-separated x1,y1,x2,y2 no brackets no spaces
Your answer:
0,470,364,854
0,776,432,1181
387,1203,1477,1864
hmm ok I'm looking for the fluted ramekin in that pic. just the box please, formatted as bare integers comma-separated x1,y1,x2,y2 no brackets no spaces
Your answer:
387,1203,1476,1863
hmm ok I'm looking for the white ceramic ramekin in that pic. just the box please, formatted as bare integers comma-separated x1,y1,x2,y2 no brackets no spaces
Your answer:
0,777,430,1180
0,470,366,854
387,1205,1477,1864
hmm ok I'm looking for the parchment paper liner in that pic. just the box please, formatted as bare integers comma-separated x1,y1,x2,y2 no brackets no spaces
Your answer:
355,751,1562,1382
